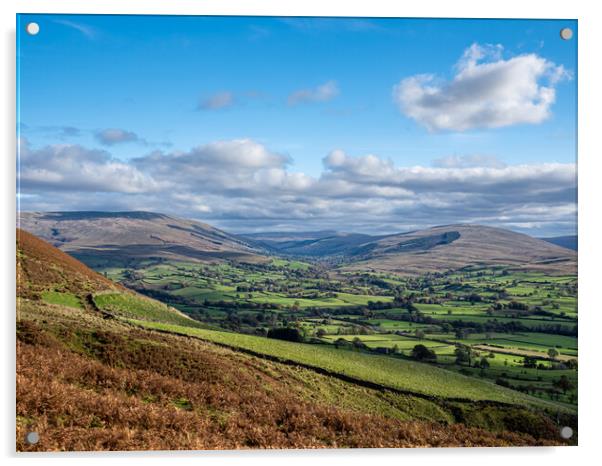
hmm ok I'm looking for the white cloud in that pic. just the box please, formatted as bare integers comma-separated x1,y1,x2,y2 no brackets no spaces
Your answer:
18,138,160,194
18,138,577,236
393,43,571,131
288,80,339,106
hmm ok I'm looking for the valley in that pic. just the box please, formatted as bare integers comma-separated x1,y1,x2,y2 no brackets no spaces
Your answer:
99,257,577,407
16,212,578,450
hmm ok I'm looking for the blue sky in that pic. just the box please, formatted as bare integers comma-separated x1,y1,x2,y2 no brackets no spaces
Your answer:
17,15,577,236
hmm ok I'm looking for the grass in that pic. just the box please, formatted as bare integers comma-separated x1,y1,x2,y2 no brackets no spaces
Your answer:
89,259,577,408
127,318,572,414
93,293,207,329
41,291,82,309
17,300,566,451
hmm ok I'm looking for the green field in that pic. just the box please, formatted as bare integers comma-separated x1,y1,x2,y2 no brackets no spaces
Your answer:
93,292,207,328
41,291,82,309
127,318,572,414
94,259,577,407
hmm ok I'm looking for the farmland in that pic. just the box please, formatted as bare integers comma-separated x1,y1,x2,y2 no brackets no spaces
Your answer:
17,228,575,450
97,259,578,407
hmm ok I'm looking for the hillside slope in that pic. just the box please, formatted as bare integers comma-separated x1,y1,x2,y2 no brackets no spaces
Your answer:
19,211,268,266
17,228,117,298
20,212,577,276
16,230,574,450
343,224,577,275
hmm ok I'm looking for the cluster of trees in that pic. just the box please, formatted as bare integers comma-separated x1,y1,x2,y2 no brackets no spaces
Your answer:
496,375,576,402
410,344,436,361
522,355,578,370
266,327,306,343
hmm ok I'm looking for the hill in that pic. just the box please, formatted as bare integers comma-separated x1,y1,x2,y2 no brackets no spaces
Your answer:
340,224,576,275
16,230,574,450
244,224,577,275
17,228,117,299
352,225,577,274
540,235,578,251
20,212,577,276
19,211,268,267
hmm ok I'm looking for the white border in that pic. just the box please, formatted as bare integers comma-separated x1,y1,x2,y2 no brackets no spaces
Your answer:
2,1,601,465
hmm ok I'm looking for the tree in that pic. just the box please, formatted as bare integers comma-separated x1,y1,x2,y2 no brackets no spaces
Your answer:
441,323,453,333
334,338,350,349
565,359,578,370
410,344,437,362
267,327,305,343
553,375,575,394
547,348,559,360
479,357,490,370
352,337,367,350
454,345,472,366
522,356,538,369
315,328,327,338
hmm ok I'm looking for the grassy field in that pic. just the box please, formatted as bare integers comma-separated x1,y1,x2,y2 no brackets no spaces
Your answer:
93,259,577,407
93,292,208,329
41,291,83,309
18,299,568,450
127,318,573,415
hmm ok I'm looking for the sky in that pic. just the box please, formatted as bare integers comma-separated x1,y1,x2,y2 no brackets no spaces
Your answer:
17,15,577,236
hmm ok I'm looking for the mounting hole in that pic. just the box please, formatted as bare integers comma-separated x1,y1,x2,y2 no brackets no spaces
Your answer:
560,28,573,40
560,426,573,439
25,431,39,445
26,22,40,36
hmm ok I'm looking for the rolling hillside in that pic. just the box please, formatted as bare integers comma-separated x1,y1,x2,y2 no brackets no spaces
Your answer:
343,224,577,275
20,211,577,276
19,211,268,266
245,224,577,275
16,230,574,450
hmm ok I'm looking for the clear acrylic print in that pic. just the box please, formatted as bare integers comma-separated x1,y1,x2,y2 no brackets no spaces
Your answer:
16,14,577,451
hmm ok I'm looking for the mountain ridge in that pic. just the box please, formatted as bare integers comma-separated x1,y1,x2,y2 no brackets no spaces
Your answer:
19,211,576,275
19,211,269,266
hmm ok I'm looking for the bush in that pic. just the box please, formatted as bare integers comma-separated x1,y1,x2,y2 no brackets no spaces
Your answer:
410,344,437,361
267,327,305,343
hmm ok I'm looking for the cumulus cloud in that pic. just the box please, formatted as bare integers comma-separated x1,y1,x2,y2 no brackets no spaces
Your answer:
288,80,339,106
95,128,141,146
197,91,235,110
18,138,160,194
18,138,577,236
393,43,571,131
132,139,316,196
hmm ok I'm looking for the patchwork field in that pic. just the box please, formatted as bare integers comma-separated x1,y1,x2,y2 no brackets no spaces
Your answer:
95,258,578,407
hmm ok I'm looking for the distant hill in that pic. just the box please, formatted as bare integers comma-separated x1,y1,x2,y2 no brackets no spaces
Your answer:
19,212,576,275
244,225,577,275
245,230,379,256
342,225,577,275
539,235,578,251
19,211,268,266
